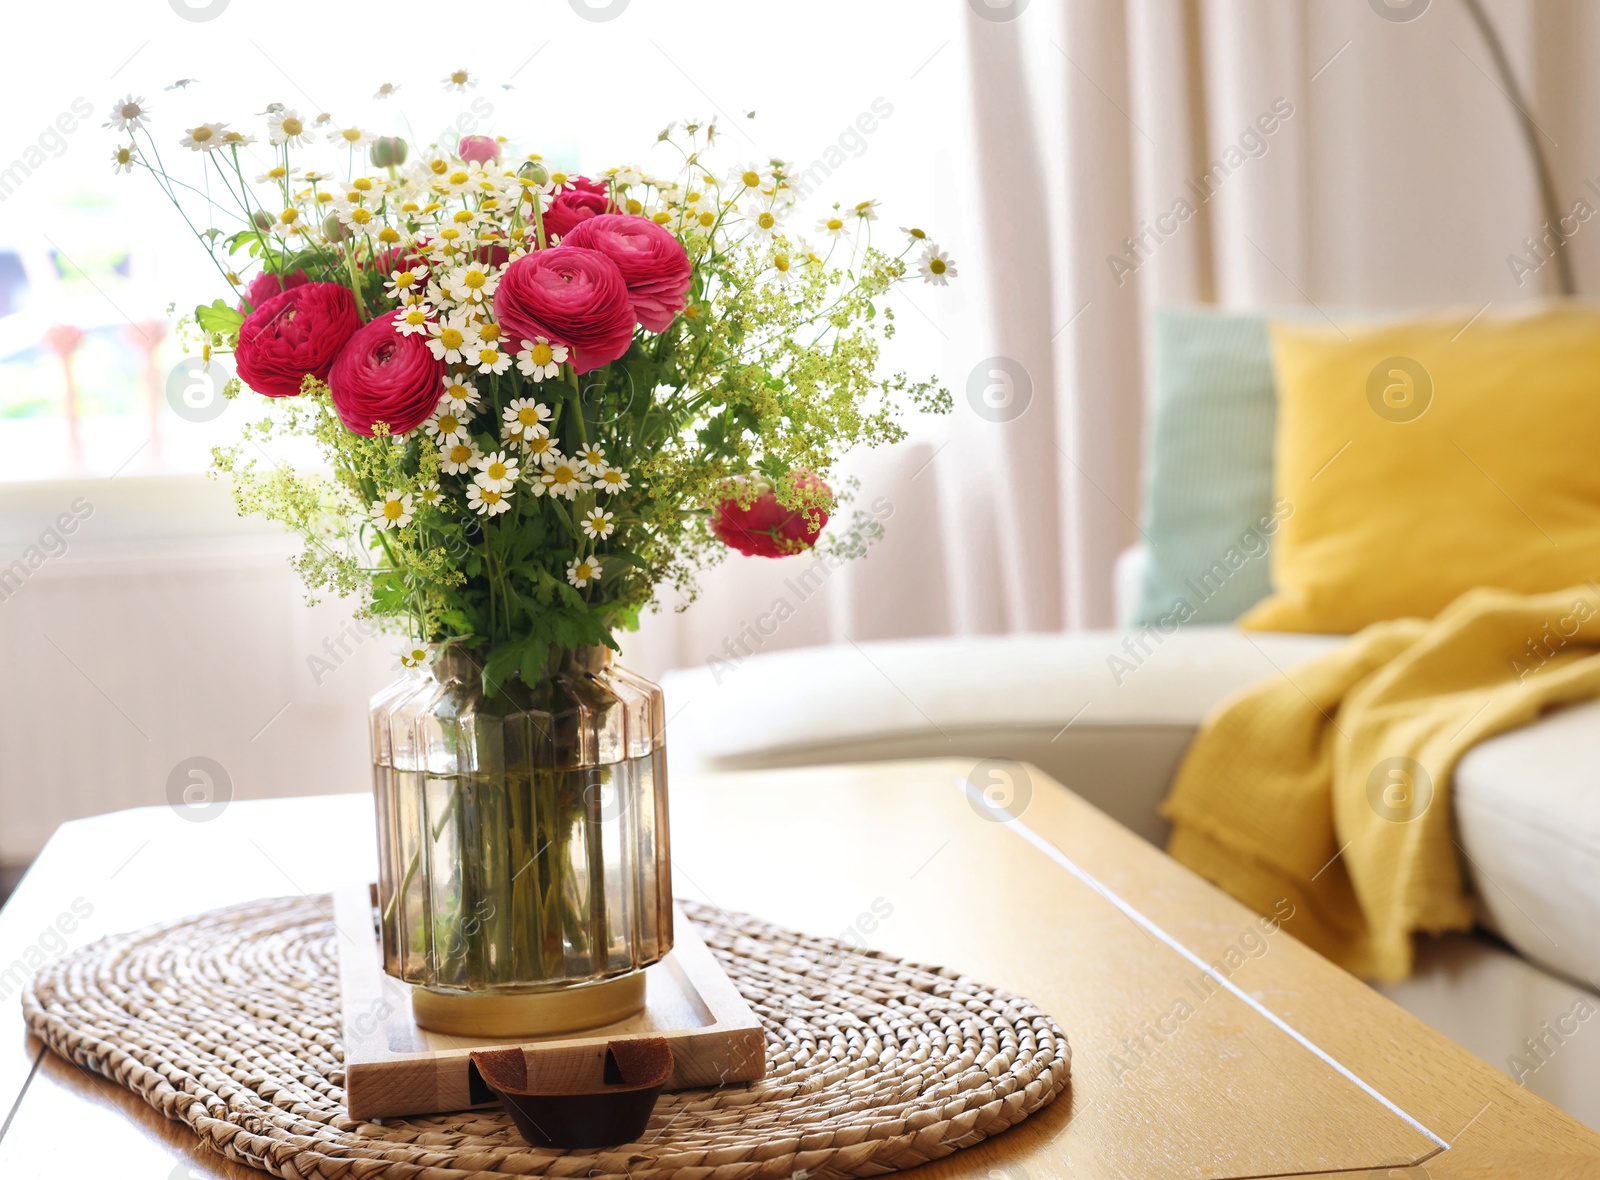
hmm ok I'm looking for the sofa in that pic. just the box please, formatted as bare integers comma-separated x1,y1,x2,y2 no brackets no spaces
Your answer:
662,624,1600,1131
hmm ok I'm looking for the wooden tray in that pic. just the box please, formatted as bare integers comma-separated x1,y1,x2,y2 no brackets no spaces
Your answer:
333,883,767,1119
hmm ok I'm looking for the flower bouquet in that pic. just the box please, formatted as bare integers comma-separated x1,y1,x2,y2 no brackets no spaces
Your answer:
112,89,951,1031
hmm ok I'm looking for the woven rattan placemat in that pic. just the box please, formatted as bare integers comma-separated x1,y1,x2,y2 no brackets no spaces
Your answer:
22,896,1070,1178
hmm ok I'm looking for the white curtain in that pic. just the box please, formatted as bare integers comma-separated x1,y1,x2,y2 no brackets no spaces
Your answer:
625,0,1599,677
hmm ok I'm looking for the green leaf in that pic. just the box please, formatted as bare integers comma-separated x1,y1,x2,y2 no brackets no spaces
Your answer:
518,640,551,686
195,299,245,337
482,642,524,697
604,547,648,571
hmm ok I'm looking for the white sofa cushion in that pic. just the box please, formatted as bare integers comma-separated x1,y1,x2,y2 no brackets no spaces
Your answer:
661,627,1339,844
1454,699,1600,989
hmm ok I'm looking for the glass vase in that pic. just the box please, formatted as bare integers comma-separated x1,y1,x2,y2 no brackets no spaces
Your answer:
369,644,673,1036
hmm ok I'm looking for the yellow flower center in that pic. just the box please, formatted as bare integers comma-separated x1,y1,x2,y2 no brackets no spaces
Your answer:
350,207,373,224
268,166,286,179
120,102,142,119
486,461,507,481
697,211,715,227
757,212,775,229
448,170,469,186
316,191,333,203
383,500,403,521
447,384,468,399
529,343,553,366
553,465,576,483
439,228,462,241
550,172,569,186
930,259,946,274
742,170,760,187
395,270,419,287
279,208,298,224
528,437,552,455
429,159,448,175
281,117,303,137
449,444,472,462
625,198,643,215
452,210,474,225
477,322,501,341
603,471,622,484
518,406,542,425
652,212,672,225
462,269,486,289
826,218,843,231
341,128,363,143
380,227,401,244
478,347,499,365
353,177,373,191
116,148,132,164
451,70,470,85
909,227,926,238
438,414,459,433
439,328,464,349
404,308,426,325
190,126,213,142
855,201,872,213
774,254,790,272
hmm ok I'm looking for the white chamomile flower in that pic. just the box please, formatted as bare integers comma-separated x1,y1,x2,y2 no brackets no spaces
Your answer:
180,122,227,152
442,68,476,93
374,82,401,100
394,303,433,337
593,466,631,494
104,94,151,133
900,225,929,243
110,144,137,174
772,251,796,284
424,402,474,445
731,162,766,189
567,556,602,587
443,261,499,305
467,484,512,516
437,166,481,197
267,108,313,148
329,125,375,148
396,639,430,669
852,198,881,222
474,450,520,492
815,213,849,240
502,397,552,441
370,490,414,530
220,129,257,148
575,444,607,475
387,265,430,303
515,337,567,381
545,169,577,195
440,374,481,410
426,316,472,363
611,165,645,188
581,508,616,540
470,342,511,375
742,203,783,240
438,439,483,475
335,202,382,234
918,246,956,286
255,164,294,185
417,482,442,506
541,457,590,500
522,435,558,467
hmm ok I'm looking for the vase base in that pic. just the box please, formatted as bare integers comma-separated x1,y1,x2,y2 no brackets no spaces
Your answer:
410,971,648,1038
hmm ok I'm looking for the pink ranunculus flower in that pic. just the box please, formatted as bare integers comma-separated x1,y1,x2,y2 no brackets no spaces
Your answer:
711,471,833,558
458,135,499,164
493,245,637,374
328,311,446,436
543,177,611,240
238,268,308,314
562,214,692,333
234,282,361,398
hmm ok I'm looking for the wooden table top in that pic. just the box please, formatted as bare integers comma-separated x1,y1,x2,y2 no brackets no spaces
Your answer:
2,757,1598,1179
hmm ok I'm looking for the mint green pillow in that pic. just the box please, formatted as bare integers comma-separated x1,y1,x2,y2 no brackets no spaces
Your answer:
1132,308,1281,626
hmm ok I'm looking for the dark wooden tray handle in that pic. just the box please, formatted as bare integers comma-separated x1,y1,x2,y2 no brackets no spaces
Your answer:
469,1039,673,1149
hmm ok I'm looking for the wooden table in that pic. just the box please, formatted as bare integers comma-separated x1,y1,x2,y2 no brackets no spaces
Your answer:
2,758,1598,1178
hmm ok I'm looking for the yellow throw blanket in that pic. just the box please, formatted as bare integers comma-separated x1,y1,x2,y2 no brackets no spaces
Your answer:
1163,584,1600,981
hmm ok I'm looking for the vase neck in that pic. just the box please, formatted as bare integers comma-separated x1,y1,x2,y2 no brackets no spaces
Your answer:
429,643,614,687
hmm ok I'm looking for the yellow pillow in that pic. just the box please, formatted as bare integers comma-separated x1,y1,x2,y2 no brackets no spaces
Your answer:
1242,306,1600,633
